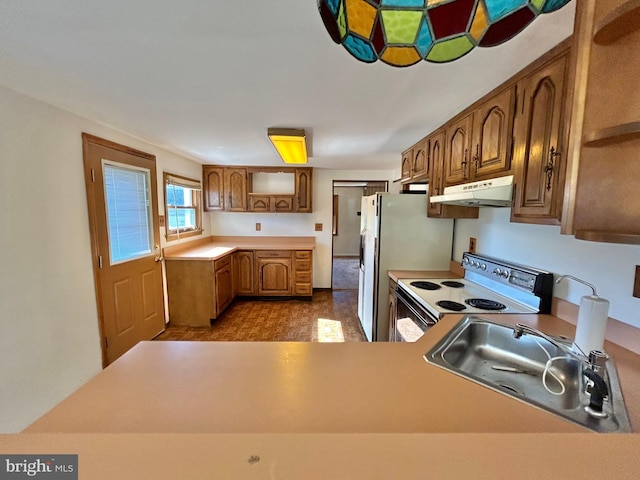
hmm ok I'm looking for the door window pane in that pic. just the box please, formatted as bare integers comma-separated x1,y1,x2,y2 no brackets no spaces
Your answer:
103,162,153,264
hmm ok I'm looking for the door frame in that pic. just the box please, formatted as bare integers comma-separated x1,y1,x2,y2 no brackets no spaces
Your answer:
81,133,162,367
330,180,388,290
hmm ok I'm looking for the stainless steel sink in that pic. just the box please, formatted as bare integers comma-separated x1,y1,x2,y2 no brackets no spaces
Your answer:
425,316,631,432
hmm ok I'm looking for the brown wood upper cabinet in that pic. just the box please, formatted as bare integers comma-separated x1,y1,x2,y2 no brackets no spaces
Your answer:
203,166,312,213
203,166,224,211
472,86,516,179
444,87,515,186
428,128,479,220
444,113,473,186
401,137,429,183
511,50,569,225
202,166,248,212
295,168,313,212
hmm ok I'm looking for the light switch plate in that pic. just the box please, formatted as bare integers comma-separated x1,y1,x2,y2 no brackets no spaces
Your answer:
159,215,165,227
634,266,640,298
315,223,323,231
256,223,261,231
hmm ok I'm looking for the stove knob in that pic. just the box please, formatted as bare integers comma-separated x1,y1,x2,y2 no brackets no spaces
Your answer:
493,268,502,276
462,258,470,266
480,263,487,271
500,270,510,278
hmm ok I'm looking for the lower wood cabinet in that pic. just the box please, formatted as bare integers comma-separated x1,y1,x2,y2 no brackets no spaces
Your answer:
165,255,235,327
166,248,313,326
256,251,292,295
214,255,233,314
294,250,313,295
234,250,255,295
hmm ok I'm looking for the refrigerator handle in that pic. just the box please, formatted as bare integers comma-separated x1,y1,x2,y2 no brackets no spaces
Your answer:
359,232,365,268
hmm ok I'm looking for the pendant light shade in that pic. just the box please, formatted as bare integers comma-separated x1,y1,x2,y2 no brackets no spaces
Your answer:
268,128,308,164
317,0,573,67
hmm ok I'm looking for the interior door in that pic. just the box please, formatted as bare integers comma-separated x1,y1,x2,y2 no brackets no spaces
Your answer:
82,134,165,366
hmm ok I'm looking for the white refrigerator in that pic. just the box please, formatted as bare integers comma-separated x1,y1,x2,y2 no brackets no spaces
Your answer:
357,193,454,341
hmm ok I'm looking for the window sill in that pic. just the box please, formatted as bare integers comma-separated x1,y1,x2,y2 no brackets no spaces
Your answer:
165,229,203,242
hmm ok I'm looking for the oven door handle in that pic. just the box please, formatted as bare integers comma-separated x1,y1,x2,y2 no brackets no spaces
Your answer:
396,290,437,326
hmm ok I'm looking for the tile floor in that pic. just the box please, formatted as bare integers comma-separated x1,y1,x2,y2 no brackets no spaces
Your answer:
155,258,366,343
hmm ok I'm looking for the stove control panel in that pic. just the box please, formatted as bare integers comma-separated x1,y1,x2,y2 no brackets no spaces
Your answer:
461,252,549,293
460,253,554,314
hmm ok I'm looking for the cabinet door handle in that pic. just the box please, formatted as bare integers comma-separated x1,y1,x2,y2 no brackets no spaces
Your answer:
544,147,561,191
462,149,468,179
473,144,479,175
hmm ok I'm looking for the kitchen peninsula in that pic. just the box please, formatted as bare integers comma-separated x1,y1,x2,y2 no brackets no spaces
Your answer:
163,236,315,325
24,312,640,434
12,310,640,477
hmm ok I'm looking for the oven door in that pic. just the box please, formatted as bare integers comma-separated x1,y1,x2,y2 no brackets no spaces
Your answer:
393,286,437,342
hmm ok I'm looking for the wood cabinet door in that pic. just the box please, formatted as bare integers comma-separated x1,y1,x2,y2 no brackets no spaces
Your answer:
236,251,255,294
511,53,567,224
203,166,225,211
215,263,233,315
401,149,413,180
412,139,429,179
249,195,271,212
224,168,248,211
273,195,294,212
295,168,312,212
444,114,473,186
427,130,445,217
257,257,291,295
472,86,516,179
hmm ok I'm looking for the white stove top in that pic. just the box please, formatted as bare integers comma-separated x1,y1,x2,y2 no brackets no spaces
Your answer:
397,278,538,319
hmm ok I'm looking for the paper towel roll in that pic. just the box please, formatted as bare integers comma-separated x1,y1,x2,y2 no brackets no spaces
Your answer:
572,295,609,355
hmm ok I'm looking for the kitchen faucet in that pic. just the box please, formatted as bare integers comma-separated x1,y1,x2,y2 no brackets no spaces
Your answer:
512,323,610,418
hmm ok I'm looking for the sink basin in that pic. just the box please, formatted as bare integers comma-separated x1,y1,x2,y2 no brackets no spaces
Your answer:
425,316,631,433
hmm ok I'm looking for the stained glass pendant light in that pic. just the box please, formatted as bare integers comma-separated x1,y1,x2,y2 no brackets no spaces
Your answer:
317,0,573,67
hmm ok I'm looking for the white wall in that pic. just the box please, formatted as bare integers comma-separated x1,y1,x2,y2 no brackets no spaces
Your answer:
209,169,396,288
0,86,208,433
453,208,640,328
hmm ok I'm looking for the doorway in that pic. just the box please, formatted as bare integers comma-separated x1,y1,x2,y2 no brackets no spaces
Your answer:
82,134,165,366
331,181,388,290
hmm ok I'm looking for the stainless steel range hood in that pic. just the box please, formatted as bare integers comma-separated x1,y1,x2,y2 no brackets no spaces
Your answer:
429,175,514,207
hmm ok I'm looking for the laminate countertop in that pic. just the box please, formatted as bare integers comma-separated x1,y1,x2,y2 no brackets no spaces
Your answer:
163,235,316,261
24,314,638,434
9,311,640,478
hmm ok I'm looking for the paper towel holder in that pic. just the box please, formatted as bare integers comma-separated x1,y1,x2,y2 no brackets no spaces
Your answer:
555,274,598,295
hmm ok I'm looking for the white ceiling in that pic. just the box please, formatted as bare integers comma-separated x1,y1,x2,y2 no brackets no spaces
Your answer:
0,1,576,170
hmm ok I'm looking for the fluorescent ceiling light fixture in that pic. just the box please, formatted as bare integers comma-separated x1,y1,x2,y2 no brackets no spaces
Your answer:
268,128,308,164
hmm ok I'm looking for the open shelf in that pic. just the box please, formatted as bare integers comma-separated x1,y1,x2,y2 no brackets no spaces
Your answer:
575,230,640,245
583,121,640,147
593,0,640,45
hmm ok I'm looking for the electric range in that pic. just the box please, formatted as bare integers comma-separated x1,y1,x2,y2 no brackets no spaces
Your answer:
396,252,554,326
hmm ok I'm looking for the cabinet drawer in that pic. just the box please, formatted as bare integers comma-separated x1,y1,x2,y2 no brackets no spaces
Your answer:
295,250,312,259
256,250,292,258
295,283,312,295
295,260,311,272
214,255,231,271
295,271,311,283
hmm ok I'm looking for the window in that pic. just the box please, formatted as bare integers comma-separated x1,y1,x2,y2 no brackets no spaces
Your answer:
103,161,154,264
163,172,202,240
